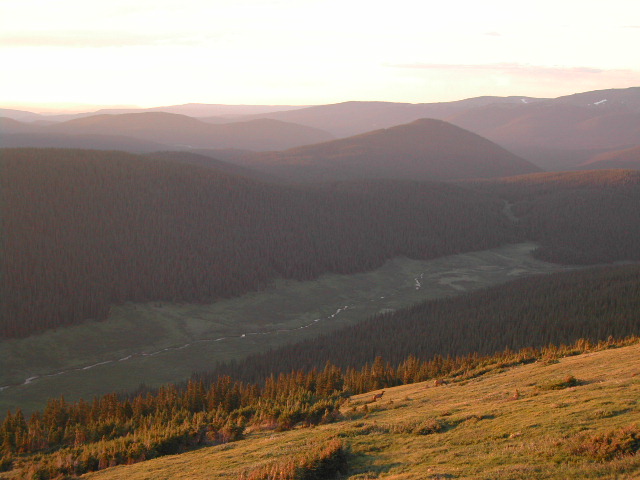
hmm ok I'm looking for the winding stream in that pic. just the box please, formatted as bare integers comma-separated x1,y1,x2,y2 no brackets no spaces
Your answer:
0,305,352,392
1,243,576,399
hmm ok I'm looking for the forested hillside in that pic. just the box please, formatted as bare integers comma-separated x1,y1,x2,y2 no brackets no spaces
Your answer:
144,151,274,181
580,145,640,170
199,263,640,383
234,118,541,182
471,170,640,264
0,148,517,338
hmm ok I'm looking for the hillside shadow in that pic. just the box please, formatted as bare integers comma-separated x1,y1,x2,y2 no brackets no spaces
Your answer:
348,451,403,478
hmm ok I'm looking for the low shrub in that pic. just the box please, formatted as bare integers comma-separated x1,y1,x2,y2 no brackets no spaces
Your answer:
538,375,579,391
570,424,640,461
239,438,347,480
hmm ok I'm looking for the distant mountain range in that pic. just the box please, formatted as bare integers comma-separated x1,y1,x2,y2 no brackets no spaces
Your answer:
240,87,640,170
0,113,542,182
0,103,306,123
224,96,545,137
0,113,334,152
1,87,638,172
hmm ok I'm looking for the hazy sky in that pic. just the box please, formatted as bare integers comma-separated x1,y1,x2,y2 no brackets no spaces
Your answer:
2,0,639,111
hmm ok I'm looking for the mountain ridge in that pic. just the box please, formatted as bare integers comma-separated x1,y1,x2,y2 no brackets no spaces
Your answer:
579,145,640,170
4,87,638,171
233,118,542,182
1,112,335,152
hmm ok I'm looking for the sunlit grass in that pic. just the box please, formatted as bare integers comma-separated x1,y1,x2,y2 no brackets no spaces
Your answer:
76,343,640,480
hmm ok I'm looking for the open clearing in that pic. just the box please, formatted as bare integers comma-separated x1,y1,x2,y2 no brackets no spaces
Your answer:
0,243,577,413
80,342,640,480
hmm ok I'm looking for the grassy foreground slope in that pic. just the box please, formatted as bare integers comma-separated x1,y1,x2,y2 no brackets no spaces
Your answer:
82,342,640,480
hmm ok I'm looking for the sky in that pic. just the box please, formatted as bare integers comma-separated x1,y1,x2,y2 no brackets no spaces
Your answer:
1,0,640,112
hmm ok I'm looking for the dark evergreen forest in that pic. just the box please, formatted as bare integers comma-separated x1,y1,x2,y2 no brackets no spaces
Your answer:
0,148,516,338
470,170,640,264
201,264,640,383
3,150,640,340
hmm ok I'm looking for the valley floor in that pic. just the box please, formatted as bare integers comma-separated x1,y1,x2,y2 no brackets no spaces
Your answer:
0,243,575,414
80,342,640,480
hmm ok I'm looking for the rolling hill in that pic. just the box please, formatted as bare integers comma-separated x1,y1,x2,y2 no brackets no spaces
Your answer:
0,117,169,151
1,113,335,152
0,132,169,152
0,117,43,134
439,88,640,170
0,109,47,123
553,86,640,110
46,112,335,151
145,151,279,181
20,103,307,123
449,104,640,153
143,103,306,117
232,118,541,182
579,145,640,170
226,96,546,138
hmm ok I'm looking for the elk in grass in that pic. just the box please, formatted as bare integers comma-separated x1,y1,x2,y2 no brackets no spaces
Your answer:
372,391,385,402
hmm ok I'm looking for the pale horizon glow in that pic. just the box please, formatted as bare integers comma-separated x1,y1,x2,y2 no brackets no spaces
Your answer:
1,0,640,113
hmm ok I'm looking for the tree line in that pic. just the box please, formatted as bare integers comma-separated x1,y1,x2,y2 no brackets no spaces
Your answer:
2,334,636,479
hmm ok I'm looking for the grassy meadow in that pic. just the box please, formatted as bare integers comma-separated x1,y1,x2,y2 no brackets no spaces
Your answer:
75,341,640,479
1,243,576,413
